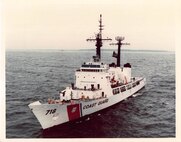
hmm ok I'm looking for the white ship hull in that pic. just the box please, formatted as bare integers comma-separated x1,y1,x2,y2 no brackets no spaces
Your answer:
29,78,146,129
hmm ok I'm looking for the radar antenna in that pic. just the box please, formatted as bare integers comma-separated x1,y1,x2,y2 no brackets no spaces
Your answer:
110,36,130,67
87,14,112,60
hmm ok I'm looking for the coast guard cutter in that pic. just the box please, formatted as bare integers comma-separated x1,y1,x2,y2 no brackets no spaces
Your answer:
29,15,146,129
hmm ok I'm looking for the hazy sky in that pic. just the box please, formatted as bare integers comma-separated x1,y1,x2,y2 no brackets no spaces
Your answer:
5,0,175,51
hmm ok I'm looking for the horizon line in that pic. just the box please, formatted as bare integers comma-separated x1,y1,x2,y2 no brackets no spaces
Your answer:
5,48,174,53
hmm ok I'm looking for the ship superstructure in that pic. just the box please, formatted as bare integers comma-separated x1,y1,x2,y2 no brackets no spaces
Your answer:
29,15,146,129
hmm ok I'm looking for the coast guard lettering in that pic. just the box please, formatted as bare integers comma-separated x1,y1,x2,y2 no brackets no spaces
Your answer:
83,99,109,110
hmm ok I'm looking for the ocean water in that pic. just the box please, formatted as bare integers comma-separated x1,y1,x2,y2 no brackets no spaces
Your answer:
6,50,175,138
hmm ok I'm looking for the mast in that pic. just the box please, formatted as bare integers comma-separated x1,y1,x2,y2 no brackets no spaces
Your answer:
87,14,112,60
110,36,130,67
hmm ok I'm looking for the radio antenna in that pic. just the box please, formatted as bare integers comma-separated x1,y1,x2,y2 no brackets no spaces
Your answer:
110,36,130,67
87,14,112,60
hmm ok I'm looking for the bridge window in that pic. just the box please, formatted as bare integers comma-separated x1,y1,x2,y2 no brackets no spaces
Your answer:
113,88,120,95
132,82,136,87
97,84,100,89
81,64,101,68
136,81,140,85
102,92,104,97
120,86,126,92
112,89,114,94
126,84,131,90
81,69,102,72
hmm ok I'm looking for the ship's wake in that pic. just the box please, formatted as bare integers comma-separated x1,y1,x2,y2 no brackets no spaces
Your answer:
133,92,142,97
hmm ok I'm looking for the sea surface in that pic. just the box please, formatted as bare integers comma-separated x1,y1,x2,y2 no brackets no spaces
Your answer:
6,50,175,138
